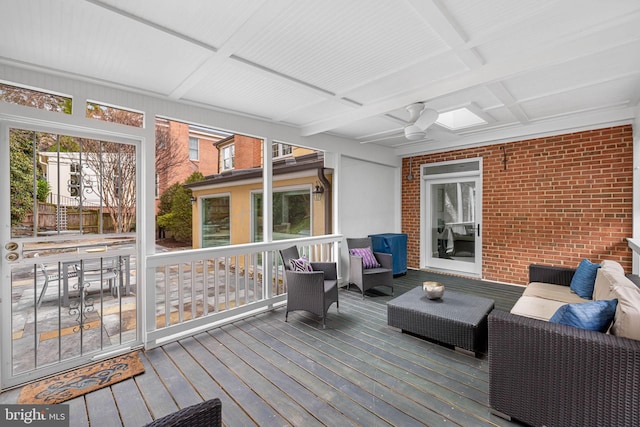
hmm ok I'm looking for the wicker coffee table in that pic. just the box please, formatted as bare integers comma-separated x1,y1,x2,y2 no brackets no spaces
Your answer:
387,286,495,355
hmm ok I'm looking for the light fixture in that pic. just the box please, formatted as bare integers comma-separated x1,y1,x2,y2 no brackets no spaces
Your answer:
190,196,196,204
312,183,325,201
404,124,426,140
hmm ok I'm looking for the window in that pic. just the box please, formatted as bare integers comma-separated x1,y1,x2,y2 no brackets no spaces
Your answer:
0,82,71,113
202,195,230,247
189,137,199,161
86,101,143,127
273,142,292,159
436,107,486,130
222,144,235,171
155,173,159,198
253,188,311,241
69,163,81,198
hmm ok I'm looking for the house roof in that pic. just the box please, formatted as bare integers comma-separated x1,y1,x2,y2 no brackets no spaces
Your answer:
2,1,639,156
185,152,328,189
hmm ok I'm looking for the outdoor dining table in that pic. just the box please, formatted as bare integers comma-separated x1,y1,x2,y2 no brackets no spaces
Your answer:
61,255,131,306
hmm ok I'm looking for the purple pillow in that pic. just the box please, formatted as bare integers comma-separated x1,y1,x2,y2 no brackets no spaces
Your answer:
349,247,381,269
289,257,312,272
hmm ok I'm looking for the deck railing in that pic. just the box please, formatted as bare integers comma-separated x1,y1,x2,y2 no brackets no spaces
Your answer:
144,234,343,348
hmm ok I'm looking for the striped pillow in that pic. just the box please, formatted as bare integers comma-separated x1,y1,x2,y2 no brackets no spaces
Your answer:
349,247,381,269
289,257,312,272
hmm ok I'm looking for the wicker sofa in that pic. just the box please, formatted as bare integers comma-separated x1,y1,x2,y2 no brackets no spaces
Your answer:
489,262,640,427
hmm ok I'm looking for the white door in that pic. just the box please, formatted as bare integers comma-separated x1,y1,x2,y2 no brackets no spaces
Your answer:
1,126,140,388
422,160,482,276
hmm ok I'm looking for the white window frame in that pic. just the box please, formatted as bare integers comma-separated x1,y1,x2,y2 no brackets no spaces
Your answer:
273,142,292,159
189,136,199,161
221,144,235,171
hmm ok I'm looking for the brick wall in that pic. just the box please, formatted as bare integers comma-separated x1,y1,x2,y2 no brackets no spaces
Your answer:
402,125,634,285
234,134,263,169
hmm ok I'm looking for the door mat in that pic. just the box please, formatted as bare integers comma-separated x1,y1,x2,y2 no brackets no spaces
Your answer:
18,351,144,404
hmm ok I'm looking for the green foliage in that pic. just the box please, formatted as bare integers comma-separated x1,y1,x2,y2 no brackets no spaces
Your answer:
169,186,193,242
9,130,35,225
158,182,181,216
156,212,174,229
185,171,204,184
157,172,205,243
36,178,50,202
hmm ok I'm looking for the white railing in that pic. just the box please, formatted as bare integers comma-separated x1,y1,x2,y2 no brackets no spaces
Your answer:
144,234,343,348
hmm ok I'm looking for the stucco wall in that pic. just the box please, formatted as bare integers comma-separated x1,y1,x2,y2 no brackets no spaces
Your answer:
192,173,332,247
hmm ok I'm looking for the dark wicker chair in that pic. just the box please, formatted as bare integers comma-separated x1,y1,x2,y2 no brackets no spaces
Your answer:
488,264,640,427
279,245,339,328
346,237,393,299
144,398,222,427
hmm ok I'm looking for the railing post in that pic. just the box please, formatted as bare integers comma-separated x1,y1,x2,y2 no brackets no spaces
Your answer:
264,250,274,304
144,263,156,348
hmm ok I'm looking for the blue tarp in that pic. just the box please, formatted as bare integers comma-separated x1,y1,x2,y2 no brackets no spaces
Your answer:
369,233,408,276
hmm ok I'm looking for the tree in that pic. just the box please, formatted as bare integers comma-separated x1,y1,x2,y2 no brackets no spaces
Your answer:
9,130,35,225
80,139,136,233
155,122,190,186
0,83,72,114
157,172,204,243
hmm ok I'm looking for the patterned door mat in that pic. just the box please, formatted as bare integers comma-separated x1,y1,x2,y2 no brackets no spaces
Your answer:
18,351,144,404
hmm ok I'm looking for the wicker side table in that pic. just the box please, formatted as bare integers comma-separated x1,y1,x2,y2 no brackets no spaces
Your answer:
387,287,495,355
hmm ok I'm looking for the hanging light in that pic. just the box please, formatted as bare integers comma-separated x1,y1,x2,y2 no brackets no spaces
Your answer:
312,183,325,201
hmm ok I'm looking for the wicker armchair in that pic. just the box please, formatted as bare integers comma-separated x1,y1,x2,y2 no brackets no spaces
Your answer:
145,398,222,427
346,237,393,299
279,246,339,328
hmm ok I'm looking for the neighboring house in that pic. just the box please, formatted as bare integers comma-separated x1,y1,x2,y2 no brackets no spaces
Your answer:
186,151,331,248
38,151,103,208
154,118,228,212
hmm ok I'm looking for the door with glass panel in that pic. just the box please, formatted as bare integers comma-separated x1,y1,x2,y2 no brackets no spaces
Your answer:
1,126,139,388
424,164,481,276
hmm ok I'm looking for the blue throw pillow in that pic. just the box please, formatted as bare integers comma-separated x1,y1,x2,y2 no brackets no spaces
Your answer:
549,299,618,332
570,259,600,299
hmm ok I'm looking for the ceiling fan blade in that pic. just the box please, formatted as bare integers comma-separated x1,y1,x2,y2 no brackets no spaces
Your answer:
414,108,439,131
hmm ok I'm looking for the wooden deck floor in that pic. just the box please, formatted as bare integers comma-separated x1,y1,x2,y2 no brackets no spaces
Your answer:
1,270,526,427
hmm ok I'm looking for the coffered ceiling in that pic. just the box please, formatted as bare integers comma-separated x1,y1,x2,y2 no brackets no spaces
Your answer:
2,0,639,155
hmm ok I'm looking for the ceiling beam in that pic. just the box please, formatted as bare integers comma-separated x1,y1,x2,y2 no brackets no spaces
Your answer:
300,19,640,136
168,0,295,99
84,0,218,52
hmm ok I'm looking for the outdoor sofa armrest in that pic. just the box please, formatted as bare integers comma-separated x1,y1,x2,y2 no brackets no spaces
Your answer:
528,264,576,286
488,309,640,427
310,261,337,280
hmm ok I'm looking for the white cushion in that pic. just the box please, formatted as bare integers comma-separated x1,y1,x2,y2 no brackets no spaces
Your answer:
600,259,625,275
593,268,637,301
510,296,576,321
609,284,640,340
524,282,586,304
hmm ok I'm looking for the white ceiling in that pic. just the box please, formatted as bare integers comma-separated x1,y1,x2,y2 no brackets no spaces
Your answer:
2,0,640,155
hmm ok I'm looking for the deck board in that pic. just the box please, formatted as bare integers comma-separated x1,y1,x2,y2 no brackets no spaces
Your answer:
2,270,526,426
233,319,394,427
85,386,121,427
134,350,180,420
111,378,153,427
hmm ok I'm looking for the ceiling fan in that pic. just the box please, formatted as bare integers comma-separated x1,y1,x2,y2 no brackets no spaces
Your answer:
404,102,439,140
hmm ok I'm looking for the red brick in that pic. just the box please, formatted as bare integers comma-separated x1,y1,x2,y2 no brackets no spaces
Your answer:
401,125,633,285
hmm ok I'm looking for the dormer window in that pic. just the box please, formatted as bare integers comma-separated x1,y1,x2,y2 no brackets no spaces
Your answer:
273,142,292,159
221,144,235,171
